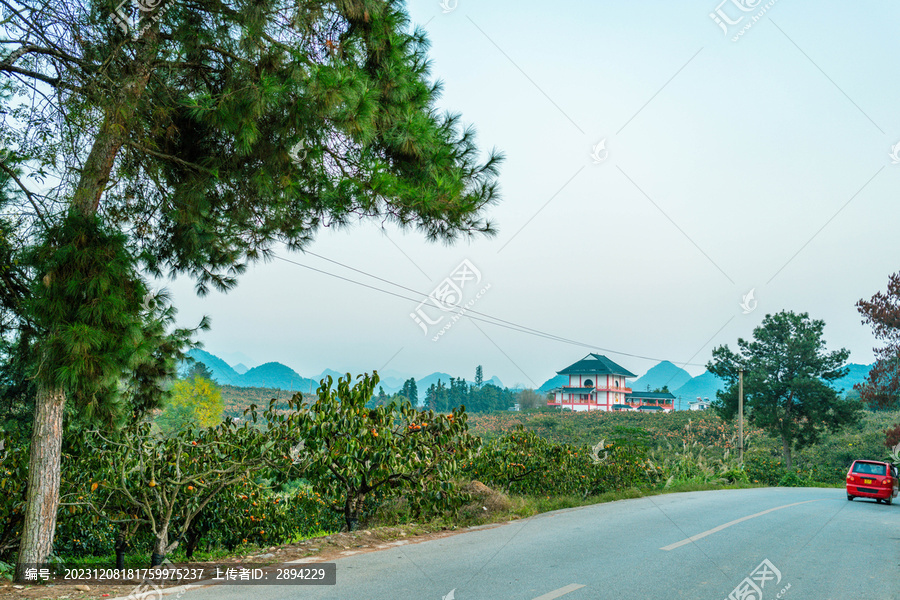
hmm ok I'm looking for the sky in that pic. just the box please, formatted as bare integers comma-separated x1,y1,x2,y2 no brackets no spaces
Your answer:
166,0,900,388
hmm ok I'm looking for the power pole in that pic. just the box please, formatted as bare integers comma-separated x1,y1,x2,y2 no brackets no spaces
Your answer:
738,368,744,464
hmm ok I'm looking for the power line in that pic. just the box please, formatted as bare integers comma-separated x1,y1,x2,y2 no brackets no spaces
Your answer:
273,253,710,367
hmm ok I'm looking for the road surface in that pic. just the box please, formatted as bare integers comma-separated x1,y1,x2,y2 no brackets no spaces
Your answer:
173,487,898,599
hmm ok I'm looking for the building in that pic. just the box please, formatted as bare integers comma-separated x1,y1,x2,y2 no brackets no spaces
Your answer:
689,398,711,411
548,354,636,412
548,354,679,412
625,390,675,412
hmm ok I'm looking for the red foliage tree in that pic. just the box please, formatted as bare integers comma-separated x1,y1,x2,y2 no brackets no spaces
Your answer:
856,272,900,410
857,272,900,450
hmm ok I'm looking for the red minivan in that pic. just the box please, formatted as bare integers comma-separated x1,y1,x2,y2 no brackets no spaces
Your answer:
846,460,899,504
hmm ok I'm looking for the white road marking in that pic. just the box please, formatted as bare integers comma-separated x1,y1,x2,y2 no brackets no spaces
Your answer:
286,557,320,564
660,499,822,551
531,583,586,600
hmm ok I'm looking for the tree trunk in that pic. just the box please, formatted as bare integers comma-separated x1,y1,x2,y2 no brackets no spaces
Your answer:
14,384,65,583
151,523,170,566
782,435,792,471
343,493,364,532
115,528,128,569
14,33,159,583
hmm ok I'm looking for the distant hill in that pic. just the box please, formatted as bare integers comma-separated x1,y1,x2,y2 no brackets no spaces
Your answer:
221,351,256,369
632,361,692,393
377,376,407,396
239,362,317,391
415,372,455,400
184,349,241,385
672,371,725,408
316,368,344,381
538,374,567,393
186,350,315,392
185,350,534,405
830,363,872,394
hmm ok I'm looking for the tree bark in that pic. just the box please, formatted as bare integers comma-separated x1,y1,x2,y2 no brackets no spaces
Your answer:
14,384,65,582
151,523,169,566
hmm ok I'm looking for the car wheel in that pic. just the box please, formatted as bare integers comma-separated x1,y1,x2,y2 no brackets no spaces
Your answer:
887,496,893,506
876,498,882,503
847,494,853,501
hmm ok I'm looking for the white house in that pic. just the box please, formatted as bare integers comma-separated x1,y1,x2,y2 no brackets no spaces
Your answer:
547,354,636,412
689,397,711,411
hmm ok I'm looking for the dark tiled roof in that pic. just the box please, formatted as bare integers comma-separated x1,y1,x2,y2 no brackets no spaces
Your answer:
636,405,664,411
557,354,636,377
626,391,676,400
556,387,595,393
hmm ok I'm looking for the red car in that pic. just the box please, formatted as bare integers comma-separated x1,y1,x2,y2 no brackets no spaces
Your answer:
846,460,898,504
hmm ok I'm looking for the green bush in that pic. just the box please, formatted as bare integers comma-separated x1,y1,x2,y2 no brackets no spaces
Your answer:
743,452,785,486
465,427,663,498
777,471,805,487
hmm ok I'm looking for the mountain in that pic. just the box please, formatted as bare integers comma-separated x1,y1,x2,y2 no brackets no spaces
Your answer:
240,362,317,392
376,376,407,396
221,351,256,369
186,350,526,403
537,374,567,393
316,368,344,381
830,363,872,394
415,372,455,398
185,349,241,385
631,361,692,393
186,350,315,392
672,371,725,408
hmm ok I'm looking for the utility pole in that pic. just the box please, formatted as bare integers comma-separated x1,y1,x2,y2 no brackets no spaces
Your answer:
738,368,744,464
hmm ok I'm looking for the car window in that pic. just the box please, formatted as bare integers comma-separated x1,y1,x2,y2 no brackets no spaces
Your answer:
853,462,886,476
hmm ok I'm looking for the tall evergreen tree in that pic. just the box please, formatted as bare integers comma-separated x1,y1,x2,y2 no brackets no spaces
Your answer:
1,0,501,578
400,377,418,405
707,311,861,469
475,365,483,387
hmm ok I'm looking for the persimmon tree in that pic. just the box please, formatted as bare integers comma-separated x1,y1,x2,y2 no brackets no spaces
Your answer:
298,373,476,531
70,401,305,565
1,0,501,580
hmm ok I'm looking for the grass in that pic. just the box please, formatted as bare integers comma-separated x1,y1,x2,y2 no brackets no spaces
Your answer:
369,479,771,534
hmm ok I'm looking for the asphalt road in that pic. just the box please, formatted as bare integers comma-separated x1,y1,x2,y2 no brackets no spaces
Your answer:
175,487,899,600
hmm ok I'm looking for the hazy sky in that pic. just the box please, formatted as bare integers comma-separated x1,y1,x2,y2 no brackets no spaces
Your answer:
166,0,900,388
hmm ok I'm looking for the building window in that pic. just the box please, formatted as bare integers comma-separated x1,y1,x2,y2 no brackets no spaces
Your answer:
584,379,593,387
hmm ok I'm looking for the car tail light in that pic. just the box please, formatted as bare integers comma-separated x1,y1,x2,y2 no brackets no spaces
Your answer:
848,475,855,483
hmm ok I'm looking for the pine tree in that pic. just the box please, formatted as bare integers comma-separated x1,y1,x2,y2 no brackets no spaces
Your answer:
400,378,418,405
475,365,483,387
1,0,502,578
707,311,861,469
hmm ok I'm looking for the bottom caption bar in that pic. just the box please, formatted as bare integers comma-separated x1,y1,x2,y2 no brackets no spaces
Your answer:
19,563,337,585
